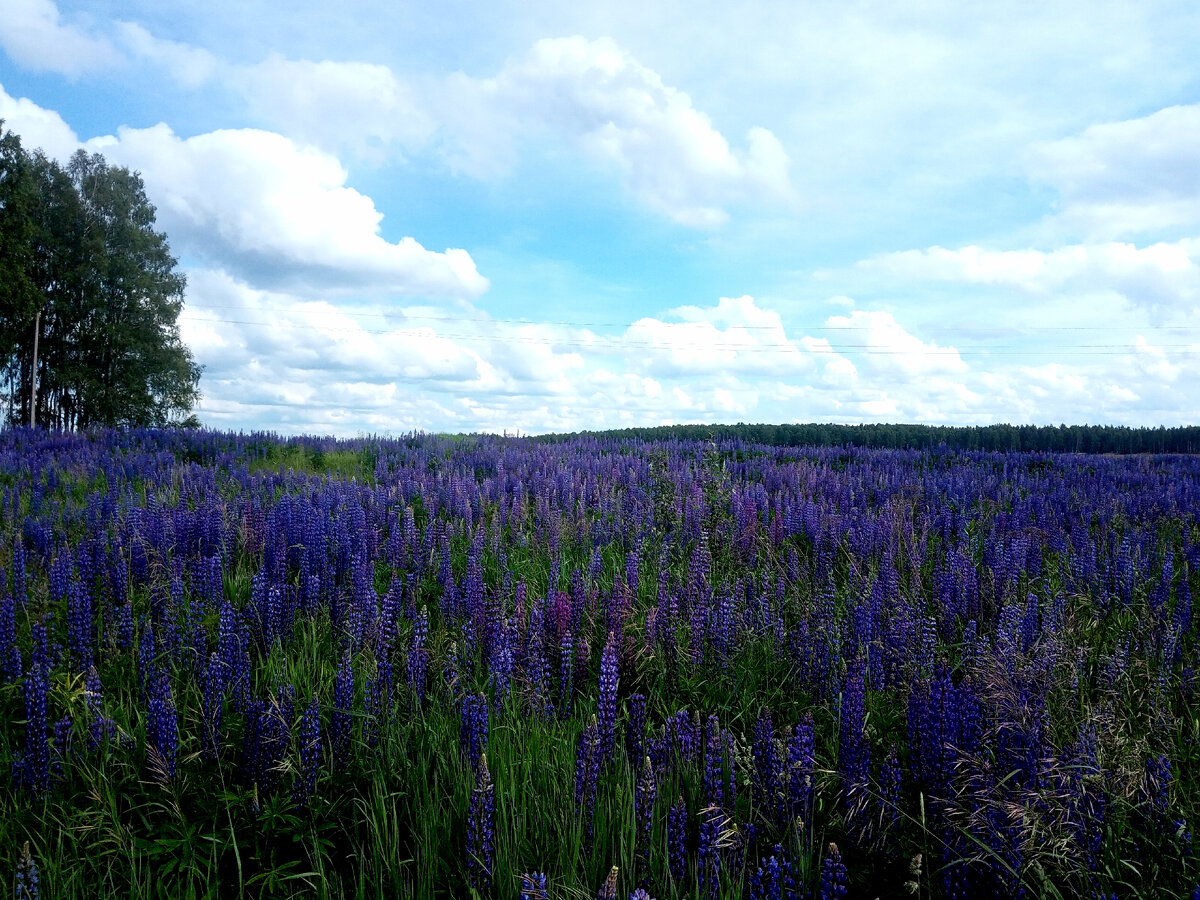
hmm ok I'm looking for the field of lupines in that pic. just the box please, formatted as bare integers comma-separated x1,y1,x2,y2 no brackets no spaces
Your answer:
1,426,1198,899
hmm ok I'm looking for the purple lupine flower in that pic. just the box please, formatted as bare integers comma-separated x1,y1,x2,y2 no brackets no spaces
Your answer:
293,695,321,807
116,600,134,651
52,716,73,775
146,673,179,780
460,692,490,770
839,661,870,833
575,719,601,853
596,866,619,900
877,744,902,843
331,651,354,772
634,755,656,879
752,711,782,827
15,842,40,900
750,853,789,900
408,605,429,708
819,843,847,900
20,627,50,795
786,714,815,828
0,589,18,681
519,872,548,900
697,806,722,900
66,577,95,673
525,598,553,720
379,575,403,651
598,632,619,765
363,676,381,750
11,541,27,608
256,681,294,796
200,651,224,760
703,715,725,810
466,754,496,892
629,891,655,900
489,616,514,706
85,666,114,751
559,631,575,717
668,795,688,885
218,601,249,714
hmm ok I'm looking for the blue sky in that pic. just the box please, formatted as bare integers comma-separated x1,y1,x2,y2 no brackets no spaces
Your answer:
2,0,1199,435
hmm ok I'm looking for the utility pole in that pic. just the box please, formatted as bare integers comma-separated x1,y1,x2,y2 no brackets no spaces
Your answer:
29,308,40,428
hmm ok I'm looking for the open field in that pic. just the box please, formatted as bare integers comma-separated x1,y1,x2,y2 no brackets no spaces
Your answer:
1,427,1197,898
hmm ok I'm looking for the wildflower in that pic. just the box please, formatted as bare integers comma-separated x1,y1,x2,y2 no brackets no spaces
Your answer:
575,719,601,853
460,693,489,770
15,842,39,900
668,795,688,885
146,673,179,780
596,866,618,900
466,754,496,892
819,843,847,900
518,871,548,900
634,755,656,879
20,629,50,795
293,696,321,807
598,632,619,765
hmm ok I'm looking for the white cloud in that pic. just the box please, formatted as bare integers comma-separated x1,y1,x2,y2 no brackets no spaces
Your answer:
825,309,967,376
442,36,795,226
624,295,811,375
861,239,1200,312
233,55,435,159
0,84,80,158
86,123,488,298
113,22,793,224
1027,103,1200,239
0,0,118,76
115,22,220,88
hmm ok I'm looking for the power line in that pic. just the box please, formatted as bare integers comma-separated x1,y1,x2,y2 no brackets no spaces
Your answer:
179,314,1200,358
183,304,1200,334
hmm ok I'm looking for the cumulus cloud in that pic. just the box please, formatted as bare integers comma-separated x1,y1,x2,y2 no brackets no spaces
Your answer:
25,7,793,225
624,295,811,375
86,123,488,298
1027,103,1200,238
176,271,1200,434
232,55,435,159
824,309,966,376
0,0,119,76
442,36,795,226
115,22,220,88
0,83,80,158
861,239,1200,312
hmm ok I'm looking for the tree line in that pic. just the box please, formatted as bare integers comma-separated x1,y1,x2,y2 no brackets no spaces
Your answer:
0,121,200,430
543,421,1200,454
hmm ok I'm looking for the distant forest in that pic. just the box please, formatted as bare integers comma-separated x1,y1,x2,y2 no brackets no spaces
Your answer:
540,422,1200,454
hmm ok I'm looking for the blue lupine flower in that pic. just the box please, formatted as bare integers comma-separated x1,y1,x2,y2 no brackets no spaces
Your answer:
819,843,848,900
293,695,322,807
598,631,619,765
15,842,39,900
519,871,548,900
668,794,688,885
460,692,489,771
331,651,354,772
146,673,179,780
466,754,496,892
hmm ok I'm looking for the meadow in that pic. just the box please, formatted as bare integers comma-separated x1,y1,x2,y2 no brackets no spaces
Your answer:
1,426,1197,899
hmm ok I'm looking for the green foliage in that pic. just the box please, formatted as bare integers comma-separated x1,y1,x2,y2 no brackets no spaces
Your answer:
0,121,201,428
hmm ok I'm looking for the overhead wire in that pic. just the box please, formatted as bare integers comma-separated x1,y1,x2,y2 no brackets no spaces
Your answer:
178,313,1200,358
185,303,1200,333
